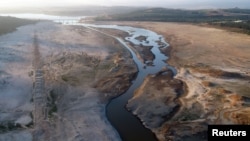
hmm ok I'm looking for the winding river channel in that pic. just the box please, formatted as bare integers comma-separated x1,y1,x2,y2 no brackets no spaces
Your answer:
78,24,176,141
0,14,175,141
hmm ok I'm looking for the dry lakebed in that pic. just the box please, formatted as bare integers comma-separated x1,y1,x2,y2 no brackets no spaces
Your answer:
0,17,250,141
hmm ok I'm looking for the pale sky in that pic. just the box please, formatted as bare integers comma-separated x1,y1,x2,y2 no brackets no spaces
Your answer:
0,0,250,8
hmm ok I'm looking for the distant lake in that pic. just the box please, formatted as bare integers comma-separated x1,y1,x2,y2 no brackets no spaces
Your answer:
0,13,85,22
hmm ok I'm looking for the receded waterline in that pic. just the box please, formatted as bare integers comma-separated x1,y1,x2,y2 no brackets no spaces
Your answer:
106,37,158,141
78,24,175,141
81,25,159,140
64,22,176,141
0,14,171,141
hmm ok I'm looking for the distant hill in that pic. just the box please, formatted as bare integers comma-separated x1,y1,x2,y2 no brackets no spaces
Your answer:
0,16,37,35
0,6,146,17
95,7,250,34
95,7,250,22
44,6,146,16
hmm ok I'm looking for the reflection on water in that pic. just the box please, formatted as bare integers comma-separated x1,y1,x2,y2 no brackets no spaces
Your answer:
72,23,176,141
75,23,176,74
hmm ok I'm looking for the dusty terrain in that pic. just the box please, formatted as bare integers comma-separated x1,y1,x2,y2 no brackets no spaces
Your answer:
98,21,250,141
0,21,137,141
1,19,250,141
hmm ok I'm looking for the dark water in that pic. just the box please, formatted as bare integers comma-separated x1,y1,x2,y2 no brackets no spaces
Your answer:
106,38,158,141
60,21,177,140
0,14,173,141
54,22,175,141
79,25,175,141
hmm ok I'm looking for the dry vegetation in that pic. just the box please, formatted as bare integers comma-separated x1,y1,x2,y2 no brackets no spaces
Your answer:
1,18,250,141
0,21,138,141
99,21,250,141
37,25,137,141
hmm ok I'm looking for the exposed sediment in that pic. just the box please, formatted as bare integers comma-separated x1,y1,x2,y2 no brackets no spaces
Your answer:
103,21,250,141
127,69,183,129
34,23,136,141
0,21,138,141
2,19,250,141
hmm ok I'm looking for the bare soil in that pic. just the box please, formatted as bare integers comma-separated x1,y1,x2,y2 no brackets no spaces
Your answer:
36,23,137,141
0,21,137,141
2,20,250,141
98,21,250,141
